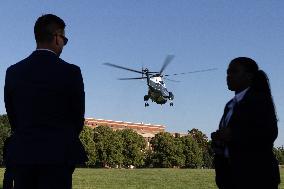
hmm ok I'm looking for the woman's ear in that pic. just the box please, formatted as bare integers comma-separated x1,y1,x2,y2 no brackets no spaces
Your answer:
247,73,254,84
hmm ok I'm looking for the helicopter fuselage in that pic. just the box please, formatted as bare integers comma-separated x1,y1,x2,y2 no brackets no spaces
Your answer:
144,76,174,105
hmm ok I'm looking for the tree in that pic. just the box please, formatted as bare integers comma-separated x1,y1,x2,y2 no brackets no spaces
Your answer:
188,128,213,168
108,130,124,167
188,128,208,150
0,114,11,165
79,126,96,167
143,148,154,168
203,140,214,168
118,129,146,167
181,135,203,168
173,137,186,167
274,146,284,165
150,132,185,168
93,126,123,167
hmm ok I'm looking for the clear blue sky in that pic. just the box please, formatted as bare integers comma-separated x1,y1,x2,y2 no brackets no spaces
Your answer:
0,1,283,146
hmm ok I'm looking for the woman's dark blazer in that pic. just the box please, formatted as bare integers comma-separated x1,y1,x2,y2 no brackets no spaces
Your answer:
227,88,280,187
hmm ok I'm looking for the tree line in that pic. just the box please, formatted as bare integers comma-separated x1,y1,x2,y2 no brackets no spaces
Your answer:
79,126,213,168
1,114,284,168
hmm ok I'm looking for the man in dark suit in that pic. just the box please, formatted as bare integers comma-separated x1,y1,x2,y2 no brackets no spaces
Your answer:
4,14,87,189
3,136,14,189
211,57,280,189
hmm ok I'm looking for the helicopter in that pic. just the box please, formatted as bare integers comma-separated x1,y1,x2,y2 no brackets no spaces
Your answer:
104,55,217,107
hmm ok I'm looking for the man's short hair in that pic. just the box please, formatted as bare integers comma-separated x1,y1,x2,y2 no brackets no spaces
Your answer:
34,14,66,43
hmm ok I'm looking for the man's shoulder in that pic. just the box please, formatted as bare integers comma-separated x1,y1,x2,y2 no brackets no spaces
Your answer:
58,59,81,73
6,57,30,74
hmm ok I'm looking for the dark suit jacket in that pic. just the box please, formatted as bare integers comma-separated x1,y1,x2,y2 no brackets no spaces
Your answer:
221,89,280,187
4,50,87,165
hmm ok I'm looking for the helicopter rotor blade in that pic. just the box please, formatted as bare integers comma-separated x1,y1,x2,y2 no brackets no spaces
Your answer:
164,78,180,82
148,71,160,74
159,55,175,74
118,77,147,80
103,62,143,74
164,68,217,76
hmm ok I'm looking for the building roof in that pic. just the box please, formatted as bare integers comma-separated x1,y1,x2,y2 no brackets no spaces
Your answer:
85,118,166,135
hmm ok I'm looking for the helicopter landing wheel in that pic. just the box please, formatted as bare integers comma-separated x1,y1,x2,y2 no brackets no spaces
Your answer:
144,95,150,101
170,102,173,106
145,102,149,107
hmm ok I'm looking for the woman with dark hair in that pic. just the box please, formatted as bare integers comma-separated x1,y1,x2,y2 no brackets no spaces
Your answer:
211,57,280,189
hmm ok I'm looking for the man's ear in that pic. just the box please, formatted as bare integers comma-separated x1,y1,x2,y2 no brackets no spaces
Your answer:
55,35,59,46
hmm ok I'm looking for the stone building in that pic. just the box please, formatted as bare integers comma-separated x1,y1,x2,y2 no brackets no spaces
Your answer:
85,118,166,148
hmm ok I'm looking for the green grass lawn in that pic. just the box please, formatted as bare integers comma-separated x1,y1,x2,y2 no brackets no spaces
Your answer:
1,168,284,189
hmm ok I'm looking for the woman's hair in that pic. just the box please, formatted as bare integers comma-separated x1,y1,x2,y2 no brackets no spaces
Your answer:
230,57,272,93
231,57,277,120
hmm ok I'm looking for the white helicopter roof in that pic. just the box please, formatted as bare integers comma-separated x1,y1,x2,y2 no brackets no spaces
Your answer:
150,76,166,86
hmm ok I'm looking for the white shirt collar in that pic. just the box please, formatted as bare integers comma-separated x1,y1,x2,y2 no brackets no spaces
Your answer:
234,87,250,103
227,88,249,109
36,48,57,55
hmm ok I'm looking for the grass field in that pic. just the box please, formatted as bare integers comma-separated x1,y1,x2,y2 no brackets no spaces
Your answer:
1,168,283,189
